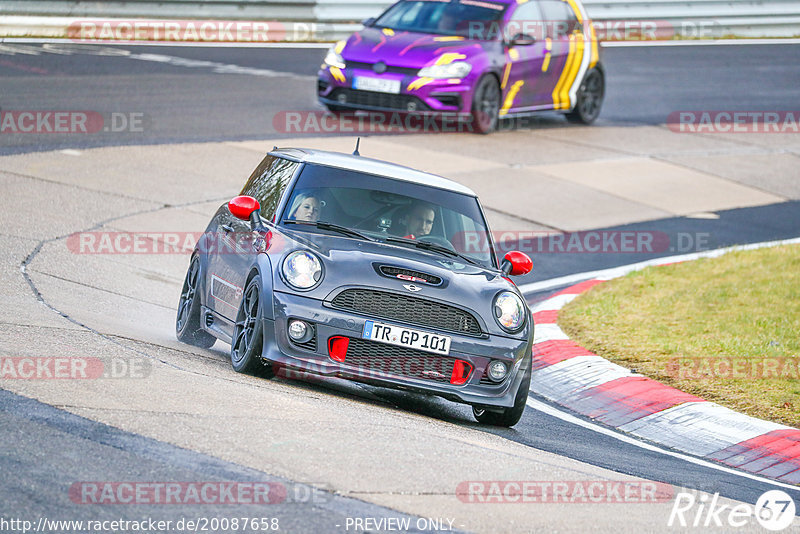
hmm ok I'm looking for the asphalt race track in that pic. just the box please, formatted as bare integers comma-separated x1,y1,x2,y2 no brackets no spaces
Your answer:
1,41,799,533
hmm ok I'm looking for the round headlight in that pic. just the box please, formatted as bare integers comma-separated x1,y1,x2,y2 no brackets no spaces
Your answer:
282,251,323,290
493,291,525,332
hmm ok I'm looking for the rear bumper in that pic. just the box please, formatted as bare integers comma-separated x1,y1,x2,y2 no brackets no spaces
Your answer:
260,290,532,408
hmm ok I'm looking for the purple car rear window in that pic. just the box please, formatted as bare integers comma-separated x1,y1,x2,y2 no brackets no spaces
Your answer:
375,0,509,39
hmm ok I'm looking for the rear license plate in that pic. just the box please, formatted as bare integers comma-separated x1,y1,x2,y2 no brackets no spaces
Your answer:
353,76,401,94
362,321,451,355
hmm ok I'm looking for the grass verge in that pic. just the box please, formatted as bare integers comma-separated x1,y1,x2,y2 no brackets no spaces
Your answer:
559,244,800,428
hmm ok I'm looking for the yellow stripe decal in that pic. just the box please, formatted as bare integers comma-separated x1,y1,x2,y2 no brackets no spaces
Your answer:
434,52,467,66
542,38,552,72
500,80,524,116
551,35,576,109
433,36,465,42
329,66,345,83
382,28,395,36
407,77,434,91
501,62,512,89
559,35,584,109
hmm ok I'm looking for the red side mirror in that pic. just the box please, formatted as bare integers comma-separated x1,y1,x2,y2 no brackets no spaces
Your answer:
502,251,533,276
228,195,261,221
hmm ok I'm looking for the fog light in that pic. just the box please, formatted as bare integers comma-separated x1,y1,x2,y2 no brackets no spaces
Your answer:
337,93,347,104
488,360,508,382
288,319,312,343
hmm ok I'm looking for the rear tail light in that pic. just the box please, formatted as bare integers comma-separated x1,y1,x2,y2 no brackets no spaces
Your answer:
450,359,473,385
328,336,349,362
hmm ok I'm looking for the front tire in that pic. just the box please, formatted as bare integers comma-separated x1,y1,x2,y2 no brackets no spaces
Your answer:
471,75,501,134
565,68,604,125
472,364,531,427
231,275,274,378
176,256,216,349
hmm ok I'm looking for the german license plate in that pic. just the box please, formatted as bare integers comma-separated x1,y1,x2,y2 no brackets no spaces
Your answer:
362,321,451,355
353,76,401,94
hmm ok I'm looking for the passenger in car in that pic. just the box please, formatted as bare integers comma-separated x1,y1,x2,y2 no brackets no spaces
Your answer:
289,192,323,223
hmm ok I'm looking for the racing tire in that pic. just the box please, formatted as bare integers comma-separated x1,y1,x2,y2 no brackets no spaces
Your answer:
472,363,531,427
176,256,216,349
565,68,604,125
471,75,501,135
231,275,275,378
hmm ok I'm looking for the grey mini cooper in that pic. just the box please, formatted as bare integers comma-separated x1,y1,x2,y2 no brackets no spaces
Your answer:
176,147,534,426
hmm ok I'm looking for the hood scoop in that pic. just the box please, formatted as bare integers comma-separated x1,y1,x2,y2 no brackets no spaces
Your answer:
376,265,443,286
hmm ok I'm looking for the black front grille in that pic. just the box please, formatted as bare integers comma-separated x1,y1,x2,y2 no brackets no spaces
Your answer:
378,265,442,286
347,61,419,76
480,366,494,385
433,94,461,109
329,88,431,112
341,337,459,383
330,289,483,337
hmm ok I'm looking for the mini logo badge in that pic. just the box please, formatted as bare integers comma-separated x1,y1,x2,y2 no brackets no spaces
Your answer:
403,284,422,293
373,61,387,74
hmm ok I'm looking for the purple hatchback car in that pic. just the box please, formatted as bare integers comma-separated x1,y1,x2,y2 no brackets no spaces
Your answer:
318,0,604,133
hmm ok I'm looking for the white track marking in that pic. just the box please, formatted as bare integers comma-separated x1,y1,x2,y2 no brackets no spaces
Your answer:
526,397,800,492
602,38,800,47
0,37,331,48
520,237,800,294
619,402,791,457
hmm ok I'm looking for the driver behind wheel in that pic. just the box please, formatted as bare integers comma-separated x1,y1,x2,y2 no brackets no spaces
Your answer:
403,202,436,239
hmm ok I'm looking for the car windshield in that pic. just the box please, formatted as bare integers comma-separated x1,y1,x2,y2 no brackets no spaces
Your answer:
374,0,508,39
280,163,497,269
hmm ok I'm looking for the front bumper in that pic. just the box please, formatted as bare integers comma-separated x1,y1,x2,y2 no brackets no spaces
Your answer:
318,65,477,116
261,290,532,408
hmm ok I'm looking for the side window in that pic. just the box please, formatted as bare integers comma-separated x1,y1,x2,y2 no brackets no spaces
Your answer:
506,2,544,41
539,0,577,38
240,156,298,220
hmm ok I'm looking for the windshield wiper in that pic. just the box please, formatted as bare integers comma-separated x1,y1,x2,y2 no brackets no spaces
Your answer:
384,236,482,267
282,220,374,241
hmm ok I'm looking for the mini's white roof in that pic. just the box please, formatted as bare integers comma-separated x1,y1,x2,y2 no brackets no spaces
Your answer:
270,147,477,197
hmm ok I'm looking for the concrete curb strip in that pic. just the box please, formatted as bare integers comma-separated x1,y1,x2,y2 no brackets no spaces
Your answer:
528,238,800,485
